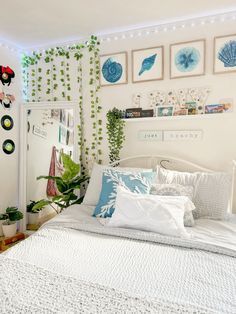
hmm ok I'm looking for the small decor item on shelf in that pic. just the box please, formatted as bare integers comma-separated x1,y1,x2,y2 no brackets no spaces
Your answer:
132,46,164,83
100,52,128,86
1,207,23,238
174,109,188,116
132,93,142,108
219,98,234,113
125,108,142,118
205,104,224,114
186,102,197,115
141,109,154,117
0,66,15,86
170,40,205,79
1,115,14,130
106,107,125,164
2,139,15,154
214,34,236,74
157,106,174,117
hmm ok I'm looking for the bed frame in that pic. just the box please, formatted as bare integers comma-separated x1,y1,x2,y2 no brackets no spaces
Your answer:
110,155,236,214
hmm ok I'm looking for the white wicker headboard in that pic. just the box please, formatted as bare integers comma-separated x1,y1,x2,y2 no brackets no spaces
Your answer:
110,155,236,214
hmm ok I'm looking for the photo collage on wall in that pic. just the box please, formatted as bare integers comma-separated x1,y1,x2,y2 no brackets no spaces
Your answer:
99,33,235,118
0,65,16,154
51,109,74,148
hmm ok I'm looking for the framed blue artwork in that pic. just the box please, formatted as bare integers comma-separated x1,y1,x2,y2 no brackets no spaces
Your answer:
99,52,128,86
170,39,205,79
132,46,164,83
214,34,236,74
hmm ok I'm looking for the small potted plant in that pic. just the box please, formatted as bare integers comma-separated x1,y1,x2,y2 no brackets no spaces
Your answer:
27,200,51,225
0,213,8,237
2,207,24,238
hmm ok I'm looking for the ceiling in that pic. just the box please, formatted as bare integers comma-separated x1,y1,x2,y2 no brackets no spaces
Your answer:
1,0,236,48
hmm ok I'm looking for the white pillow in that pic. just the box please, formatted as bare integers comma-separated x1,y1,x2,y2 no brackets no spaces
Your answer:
83,163,152,206
157,166,232,220
107,186,194,238
150,184,195,227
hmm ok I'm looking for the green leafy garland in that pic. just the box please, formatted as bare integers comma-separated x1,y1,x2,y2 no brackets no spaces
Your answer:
21,35,102,172
106,107,125,164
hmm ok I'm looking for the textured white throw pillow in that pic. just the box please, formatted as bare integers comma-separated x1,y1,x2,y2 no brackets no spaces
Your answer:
107,186,194,238
83,163,152,206
150,184,195,227
156,166,232,220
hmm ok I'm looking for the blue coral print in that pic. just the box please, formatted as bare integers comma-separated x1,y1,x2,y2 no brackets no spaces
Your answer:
175,47,200,72
102,58,123,83
138,54,157,76
218,40,236,67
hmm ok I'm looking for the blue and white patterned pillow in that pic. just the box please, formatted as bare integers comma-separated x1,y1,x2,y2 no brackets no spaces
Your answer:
93,169,156,218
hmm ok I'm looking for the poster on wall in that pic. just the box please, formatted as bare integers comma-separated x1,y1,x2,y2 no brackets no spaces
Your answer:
59,125,67,145
132,46,164,83
99,52,127,86
214,34,236,74
170,39,205,79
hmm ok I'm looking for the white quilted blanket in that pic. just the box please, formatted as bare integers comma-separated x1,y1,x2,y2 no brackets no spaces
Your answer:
1,205,236,314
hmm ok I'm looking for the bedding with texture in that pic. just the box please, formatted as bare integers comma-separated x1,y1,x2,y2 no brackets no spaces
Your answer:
1,204,236,314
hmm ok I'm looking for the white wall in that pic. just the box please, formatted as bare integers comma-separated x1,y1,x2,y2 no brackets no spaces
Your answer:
99,20,236,171
0,48,21,212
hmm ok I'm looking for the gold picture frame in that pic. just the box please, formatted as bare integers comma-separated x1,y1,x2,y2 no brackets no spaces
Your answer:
170,39,206,79
132,46,164,83
99,51,128,87
214,33,236,75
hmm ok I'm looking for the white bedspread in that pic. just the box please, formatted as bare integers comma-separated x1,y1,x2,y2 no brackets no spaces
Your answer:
1,204,236,313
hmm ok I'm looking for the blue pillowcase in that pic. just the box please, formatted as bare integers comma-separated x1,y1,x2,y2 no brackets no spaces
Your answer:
93,169,155,218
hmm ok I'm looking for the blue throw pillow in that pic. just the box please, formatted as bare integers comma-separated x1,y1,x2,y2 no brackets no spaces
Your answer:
93,169,155,218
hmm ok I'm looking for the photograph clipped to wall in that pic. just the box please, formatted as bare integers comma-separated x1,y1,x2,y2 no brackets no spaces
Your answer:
170,39,205,79
214,34,236,74
132,46,164,83
99,52,128,86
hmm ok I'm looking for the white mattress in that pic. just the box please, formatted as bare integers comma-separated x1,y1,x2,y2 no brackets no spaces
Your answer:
3,204,236,313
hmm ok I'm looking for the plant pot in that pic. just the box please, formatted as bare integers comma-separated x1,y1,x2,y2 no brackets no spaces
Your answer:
0,219,7,237
2,222,17,238
27,212,41,225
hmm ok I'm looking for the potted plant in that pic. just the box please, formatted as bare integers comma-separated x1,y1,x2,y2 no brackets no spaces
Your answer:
2,207,24,238
37,153,89,211
0,213,8,237
27,200,51,225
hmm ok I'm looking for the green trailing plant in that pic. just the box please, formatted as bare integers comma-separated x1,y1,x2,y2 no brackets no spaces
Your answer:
0,214,8,220
3,207,24,225
106,107,125,164
37,153,89,210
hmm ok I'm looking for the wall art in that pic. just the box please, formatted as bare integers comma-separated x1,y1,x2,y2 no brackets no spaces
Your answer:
0,66,15,86
51,109,60,121
100,52,127,86
214,34,236,74
2,139,15,154
170,39,205,79
0,92,15,109
132,46,164,83
33,125,47,139
59,125,67,145
1,115,14,130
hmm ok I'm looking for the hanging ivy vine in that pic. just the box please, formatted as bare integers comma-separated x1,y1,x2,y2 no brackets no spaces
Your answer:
21,35,102,171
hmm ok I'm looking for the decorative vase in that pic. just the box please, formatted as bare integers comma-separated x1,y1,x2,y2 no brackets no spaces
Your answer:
27,212,41,225
2,222,17,238
0,220,6,237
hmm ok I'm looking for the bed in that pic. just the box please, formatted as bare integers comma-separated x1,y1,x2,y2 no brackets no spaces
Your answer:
1,156,236,314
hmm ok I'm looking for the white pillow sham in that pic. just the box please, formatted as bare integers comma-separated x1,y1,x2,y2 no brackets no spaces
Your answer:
156,166,232,220
107,186,194,238
150,183,195,227
83,163,152,206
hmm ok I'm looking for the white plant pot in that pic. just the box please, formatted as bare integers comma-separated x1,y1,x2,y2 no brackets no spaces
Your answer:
27,212,41,225
2,222,17,238
0,220,6,237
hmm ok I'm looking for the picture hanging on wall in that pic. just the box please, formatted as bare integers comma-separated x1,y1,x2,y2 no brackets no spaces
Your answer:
99,52,128,86
170,39,205,79
214,34,236,74
132,46,164,83
59,125,67,145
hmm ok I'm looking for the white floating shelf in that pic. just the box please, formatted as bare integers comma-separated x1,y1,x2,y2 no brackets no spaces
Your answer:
123,113,232,122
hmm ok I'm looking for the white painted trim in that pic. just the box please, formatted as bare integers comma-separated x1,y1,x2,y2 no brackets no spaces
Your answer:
19,101,79,231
